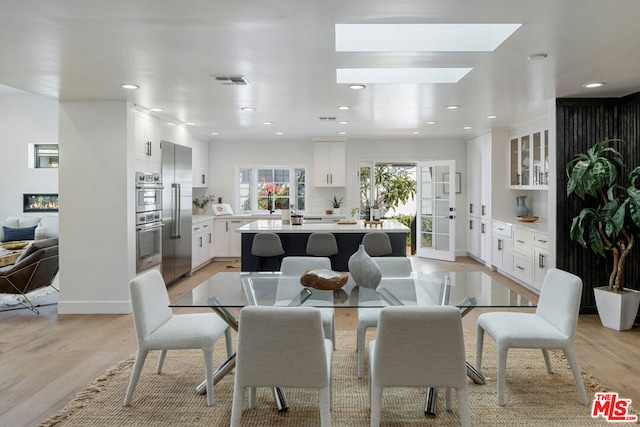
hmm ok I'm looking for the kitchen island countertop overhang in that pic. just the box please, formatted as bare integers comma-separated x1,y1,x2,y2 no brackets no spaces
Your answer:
237,219,411,271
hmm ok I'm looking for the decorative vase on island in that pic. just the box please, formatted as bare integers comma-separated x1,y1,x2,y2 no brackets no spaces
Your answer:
196,208,204,215
348,245,382,289
515,196,530,217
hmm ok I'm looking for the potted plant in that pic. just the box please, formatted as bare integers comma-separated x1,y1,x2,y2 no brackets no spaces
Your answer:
193,195,214,215
329,196,343,214
566,139,640,330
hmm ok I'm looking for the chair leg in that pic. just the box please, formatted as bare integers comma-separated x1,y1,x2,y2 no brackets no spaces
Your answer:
230,384,245,427
318,386,331,427
248,387,257,408
224,328,233,358
541,349,553,373
256,257,263,271
123,349,149,406
496,344,508,406
357,324,367,378
370,384,383,427
445,387,452,411
156,349,167,374
203,347,215,406
475,325,485,372
564,348,589,405
456,387,472,427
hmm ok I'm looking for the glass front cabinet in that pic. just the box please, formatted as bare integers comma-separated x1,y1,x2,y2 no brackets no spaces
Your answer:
509,129,549,189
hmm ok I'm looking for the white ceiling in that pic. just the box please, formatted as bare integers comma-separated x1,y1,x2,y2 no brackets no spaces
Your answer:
1,0,639,142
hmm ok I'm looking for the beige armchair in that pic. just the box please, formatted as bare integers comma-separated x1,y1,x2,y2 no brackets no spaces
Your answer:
0,238,59,314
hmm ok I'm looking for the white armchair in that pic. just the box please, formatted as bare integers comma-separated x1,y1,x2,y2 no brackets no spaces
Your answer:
476,268,589,406
124,270,232,407
357,256,412,378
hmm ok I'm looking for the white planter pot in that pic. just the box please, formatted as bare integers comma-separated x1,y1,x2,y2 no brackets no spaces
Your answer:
332,208,341,214
593,286,640,331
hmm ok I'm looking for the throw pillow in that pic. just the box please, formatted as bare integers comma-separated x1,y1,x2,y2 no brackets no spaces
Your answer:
2,225,37,242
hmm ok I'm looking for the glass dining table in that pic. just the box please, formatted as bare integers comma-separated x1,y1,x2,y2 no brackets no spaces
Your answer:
171,270,535,413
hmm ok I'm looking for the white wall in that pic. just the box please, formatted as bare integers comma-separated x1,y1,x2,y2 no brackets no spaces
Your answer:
208,136,468,252
0,93,59,220
57,101,135,314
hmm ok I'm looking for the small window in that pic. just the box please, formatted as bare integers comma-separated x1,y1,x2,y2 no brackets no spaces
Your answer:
33,144,59,168
238,166,306,213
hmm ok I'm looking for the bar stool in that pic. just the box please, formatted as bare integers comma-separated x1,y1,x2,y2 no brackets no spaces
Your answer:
305,232,339,269
361,232,392,256
251,233,285,271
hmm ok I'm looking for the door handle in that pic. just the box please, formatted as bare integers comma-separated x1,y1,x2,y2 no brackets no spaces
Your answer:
201,174,205,185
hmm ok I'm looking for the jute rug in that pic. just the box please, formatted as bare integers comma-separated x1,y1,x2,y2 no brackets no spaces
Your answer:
39,331,632,426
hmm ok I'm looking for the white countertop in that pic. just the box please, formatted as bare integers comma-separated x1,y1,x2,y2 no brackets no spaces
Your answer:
236,219,410,233
492,217,548,234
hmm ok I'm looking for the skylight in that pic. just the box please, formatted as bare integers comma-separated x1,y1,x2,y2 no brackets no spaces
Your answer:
335,23,521,52
336,68,472,84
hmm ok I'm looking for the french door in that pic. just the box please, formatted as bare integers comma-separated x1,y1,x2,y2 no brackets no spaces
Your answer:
416,160,456,261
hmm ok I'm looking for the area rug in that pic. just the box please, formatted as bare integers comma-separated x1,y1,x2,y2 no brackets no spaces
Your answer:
0,274,58,310
39,330,631,426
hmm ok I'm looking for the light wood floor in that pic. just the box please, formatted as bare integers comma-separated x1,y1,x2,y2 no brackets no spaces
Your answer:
1,257,639,427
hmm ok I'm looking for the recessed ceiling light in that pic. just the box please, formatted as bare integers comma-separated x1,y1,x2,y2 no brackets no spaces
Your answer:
528,53,548,60
486,115,498,119
411,131,420,135
241,107,255,111
583,82,605,88
463,126,473,130
426,121,437,125
262,121,273,125
275,132,284,135
338,131,347,135
337,68,472,84
210,132,218,135
348,84,366,90
445,105,459,110
185,122,196,126
339,121,349,125
148,107,163,112
121,84,139,90
335,23,521,52
338,106,351,110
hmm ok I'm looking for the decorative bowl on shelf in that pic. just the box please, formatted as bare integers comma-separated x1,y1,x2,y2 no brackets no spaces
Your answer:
517,216,539,223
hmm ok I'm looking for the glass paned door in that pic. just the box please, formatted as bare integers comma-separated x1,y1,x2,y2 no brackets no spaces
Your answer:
416,160,456,261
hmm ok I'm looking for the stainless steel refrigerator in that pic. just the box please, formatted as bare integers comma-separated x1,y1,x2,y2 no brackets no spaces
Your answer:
161,141,193,285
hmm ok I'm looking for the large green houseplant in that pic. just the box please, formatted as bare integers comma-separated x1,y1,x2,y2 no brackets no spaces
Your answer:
566,139,640,330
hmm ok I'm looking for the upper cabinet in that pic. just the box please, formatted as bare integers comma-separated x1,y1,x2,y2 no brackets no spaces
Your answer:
509,129,549,189
134,112,161,173
313,141,346,187
192,139,209,188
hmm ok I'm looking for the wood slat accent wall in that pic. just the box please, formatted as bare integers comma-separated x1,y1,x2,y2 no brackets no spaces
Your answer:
556,93,640,312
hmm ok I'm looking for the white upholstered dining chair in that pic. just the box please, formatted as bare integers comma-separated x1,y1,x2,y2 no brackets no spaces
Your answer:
369,306,471,427
123,270,232,407
230,306,333,426
356,256,412,377
279,256,335,346
475,267,589,406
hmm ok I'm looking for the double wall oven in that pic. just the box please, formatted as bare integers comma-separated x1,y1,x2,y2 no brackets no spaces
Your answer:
135,172,164,273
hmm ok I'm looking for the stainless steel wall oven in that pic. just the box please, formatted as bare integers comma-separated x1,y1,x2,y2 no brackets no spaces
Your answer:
135,171,164,273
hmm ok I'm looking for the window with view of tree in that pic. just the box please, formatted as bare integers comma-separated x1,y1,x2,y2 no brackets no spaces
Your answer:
238,167,305,213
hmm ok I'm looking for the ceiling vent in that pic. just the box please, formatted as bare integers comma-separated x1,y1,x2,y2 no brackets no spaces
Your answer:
318,117,337,121
213,76,250,85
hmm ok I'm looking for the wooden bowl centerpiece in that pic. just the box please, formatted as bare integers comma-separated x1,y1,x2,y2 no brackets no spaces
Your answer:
300,268,348,291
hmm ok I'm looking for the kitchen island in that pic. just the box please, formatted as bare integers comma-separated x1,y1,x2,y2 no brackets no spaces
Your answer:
237,219,410,271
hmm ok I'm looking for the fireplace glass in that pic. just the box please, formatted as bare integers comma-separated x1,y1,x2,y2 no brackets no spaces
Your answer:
23,194,59,212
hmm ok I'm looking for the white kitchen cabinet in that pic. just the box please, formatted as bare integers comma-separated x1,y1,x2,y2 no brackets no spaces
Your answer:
214,217,246,257
467,216,481,259
313,141,346,187
509,129,549,189
492,221,512,273
532,234,549,291
192,220,214,270
192,139,209,188
480,219,491,263
134,111,161,173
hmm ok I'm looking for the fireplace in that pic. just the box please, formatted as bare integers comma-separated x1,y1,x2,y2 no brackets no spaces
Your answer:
23,193,59,212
